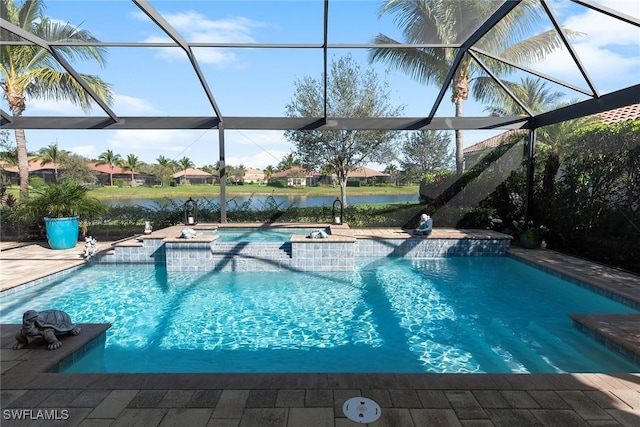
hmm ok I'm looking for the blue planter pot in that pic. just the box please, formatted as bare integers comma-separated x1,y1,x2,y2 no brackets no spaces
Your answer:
44,216,79,250
519,233,539,249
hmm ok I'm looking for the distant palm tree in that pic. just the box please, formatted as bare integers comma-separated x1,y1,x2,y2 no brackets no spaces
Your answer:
233,164,246,185
0,145,18,167
1,0,113,198
383,163,398,185
277,153,300,171
369,0,579,176
263,165,275,180
178,157,194,184
122,154,141,186
97,149,122,186
156,155,171,168
481,76,565,118
152,155,176,187
37,143,70,182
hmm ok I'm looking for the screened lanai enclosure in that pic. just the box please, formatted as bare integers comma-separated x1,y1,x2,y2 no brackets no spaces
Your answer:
2,0,639,268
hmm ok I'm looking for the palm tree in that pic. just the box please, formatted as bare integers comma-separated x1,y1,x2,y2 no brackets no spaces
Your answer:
277,153,300,171
1,0,113,198
37,142,70,182
481,76,565,118
156,155,172,169
263,165,275,181
233,164,246,185
178,157,194,184
383,163,399,185
483,77,596,219
122,154,141,186
0,130,18,167
369,0,577,176
153,155,175,186
96,149,122,186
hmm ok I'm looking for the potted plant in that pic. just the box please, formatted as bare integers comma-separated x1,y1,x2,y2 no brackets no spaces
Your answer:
512,220,548,249
24,182,106,250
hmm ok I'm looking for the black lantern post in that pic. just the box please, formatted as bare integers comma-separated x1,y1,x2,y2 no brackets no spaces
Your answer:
184,197,198,225
332,197,343,224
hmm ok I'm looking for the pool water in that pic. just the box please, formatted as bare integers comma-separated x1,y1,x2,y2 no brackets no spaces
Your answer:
1,257,636,373
207,227,327,242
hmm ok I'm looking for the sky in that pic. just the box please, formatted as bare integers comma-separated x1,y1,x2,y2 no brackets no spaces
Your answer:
8,0,640,170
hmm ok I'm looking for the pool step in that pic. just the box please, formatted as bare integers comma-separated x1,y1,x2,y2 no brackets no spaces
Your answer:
211,242,292,259
488,319,555,373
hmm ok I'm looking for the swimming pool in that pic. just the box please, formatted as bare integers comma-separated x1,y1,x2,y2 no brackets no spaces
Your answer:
206,227,329,242
1,257,636,373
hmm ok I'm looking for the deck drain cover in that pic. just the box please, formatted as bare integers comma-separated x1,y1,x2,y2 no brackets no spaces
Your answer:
343,397,381,423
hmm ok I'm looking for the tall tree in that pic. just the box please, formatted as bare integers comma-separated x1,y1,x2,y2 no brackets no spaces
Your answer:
369,0,578,176
178,157,194,184
0,130,18,167
155,155,172,168
480,76,565,118
233,164,246,185
37,142,70,182
97,149,122,186
263,165,275,180
153,155,176,186
277,153,300,171
122,154,141,186
1,0,113,198
483,77,596,219
383,163,399,185
285,55,403,206
59,153,96,185
400,130,454,182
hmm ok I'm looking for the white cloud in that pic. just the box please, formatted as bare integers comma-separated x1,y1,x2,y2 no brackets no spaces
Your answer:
169,13,260,43
564,1,640,49
107,129,203,161
529,0,639,94
26,93,160,116
27,98,85,115
135,10,264,65
69,144,97,158
114,94,162,115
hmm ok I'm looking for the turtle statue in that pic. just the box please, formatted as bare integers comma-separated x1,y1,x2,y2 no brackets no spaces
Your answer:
13,310,81,351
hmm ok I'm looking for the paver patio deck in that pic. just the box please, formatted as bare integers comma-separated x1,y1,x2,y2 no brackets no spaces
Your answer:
1,232,639,426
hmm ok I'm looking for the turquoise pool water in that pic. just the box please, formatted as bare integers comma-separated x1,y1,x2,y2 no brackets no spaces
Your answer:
207,227,327,242
1,257,636,373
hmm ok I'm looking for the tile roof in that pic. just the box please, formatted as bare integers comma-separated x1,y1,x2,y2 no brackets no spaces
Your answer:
464,104,640,155
172,167,212,178
270,166,317,179
347,166,389,178
597,103,640,125
87,162,131,174
1,158,63,173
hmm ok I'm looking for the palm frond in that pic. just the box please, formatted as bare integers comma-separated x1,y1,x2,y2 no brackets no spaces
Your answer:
369,35,450,85
497,28,584,66
25,69,113,112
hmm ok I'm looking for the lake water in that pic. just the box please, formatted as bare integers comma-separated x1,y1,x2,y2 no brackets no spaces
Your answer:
106,193,419,209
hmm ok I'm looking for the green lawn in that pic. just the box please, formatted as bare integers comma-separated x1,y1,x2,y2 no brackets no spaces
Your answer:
5,183,420,201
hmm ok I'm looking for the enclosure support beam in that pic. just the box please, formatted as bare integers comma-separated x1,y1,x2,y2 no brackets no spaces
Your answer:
219,124,227,223
524,128,537,224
